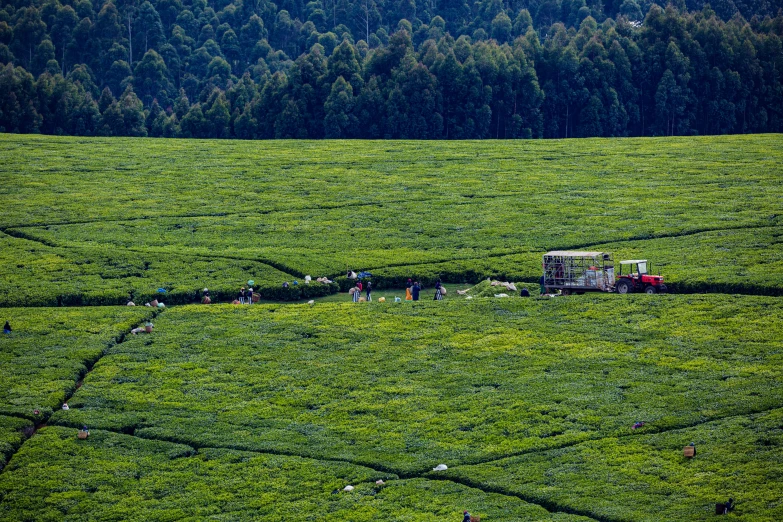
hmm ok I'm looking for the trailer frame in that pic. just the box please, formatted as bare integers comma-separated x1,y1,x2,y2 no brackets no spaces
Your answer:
543,251,615,295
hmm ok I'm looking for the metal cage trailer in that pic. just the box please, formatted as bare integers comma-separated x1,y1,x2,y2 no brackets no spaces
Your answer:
543,251,615,295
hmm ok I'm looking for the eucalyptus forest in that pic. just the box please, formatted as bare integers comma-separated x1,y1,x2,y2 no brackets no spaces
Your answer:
1,0,782,139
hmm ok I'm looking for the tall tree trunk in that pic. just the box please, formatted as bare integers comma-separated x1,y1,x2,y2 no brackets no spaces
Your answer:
496,104,500,138
127,13,133,67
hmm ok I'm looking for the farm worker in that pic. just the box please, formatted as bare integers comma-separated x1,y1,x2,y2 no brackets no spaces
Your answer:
366,281,372,301
412,282,421,301
131,323,152,334
238,287,246,304
203,288,209,298
247,287,254,305
434,280,443,300
539,275,546,295
405,279,413,300
3,321,11,334
357,281,363,293
463,511,471,522
352,287,360,303
282,282,289,288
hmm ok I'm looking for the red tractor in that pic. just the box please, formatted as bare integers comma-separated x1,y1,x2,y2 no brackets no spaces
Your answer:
615,260,668,294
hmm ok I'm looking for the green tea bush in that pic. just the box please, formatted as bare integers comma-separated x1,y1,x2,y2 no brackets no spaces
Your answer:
0,427,588,521
0,232,310,306
334,258,533,291
336,225,783,296
590,227,783,296
0,415,32,472
442,408,783,521
1,135,781,302
51,296,783,476
254,281,340,301
0,307,151,420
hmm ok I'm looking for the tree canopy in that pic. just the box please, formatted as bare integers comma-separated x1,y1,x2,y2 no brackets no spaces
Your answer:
0,0,782,138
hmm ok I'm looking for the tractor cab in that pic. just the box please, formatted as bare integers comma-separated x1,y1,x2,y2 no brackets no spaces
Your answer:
616,260,668,294
621,260,648,278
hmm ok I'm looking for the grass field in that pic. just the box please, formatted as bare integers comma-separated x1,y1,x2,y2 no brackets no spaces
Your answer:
0,134,782,520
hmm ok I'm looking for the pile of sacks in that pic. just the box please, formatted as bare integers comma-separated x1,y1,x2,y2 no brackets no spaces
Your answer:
307,275,334,284
457,279,518,298
490,280,518,291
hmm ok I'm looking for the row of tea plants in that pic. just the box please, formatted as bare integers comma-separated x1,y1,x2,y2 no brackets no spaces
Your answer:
52,296,783,477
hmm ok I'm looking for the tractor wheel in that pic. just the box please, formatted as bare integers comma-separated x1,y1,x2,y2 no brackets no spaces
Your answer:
645,285,657,294
616,280,632,294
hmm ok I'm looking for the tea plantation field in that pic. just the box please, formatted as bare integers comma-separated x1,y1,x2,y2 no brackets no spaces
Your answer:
1,134,782,303
1,297,782,520
1,134,782,520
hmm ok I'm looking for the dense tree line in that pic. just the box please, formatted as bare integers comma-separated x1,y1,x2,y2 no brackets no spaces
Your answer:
0,0,782,139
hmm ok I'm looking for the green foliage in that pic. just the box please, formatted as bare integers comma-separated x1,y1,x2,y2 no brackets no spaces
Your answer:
0,232,328,306
443,408,783,521
50,296,783,478
0,415,32,472
2,0,783,138
0,427,589,521
0,134,780,301
0,307,152,419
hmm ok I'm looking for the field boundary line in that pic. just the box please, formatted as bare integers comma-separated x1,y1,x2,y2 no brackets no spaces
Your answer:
0,196,426,230
0,309,158,476
29,422,603,521
426,474,607,521
0,228,305,279
41,422,401,477
4,220,779,274
441,403,783,472
349,222,782,279
557,223,781,252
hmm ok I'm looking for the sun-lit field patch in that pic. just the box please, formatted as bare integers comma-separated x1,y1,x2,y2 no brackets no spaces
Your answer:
0,427,591,522
0,232,334,306
49,297,783,479
440,408,783,521
0,307,152,420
